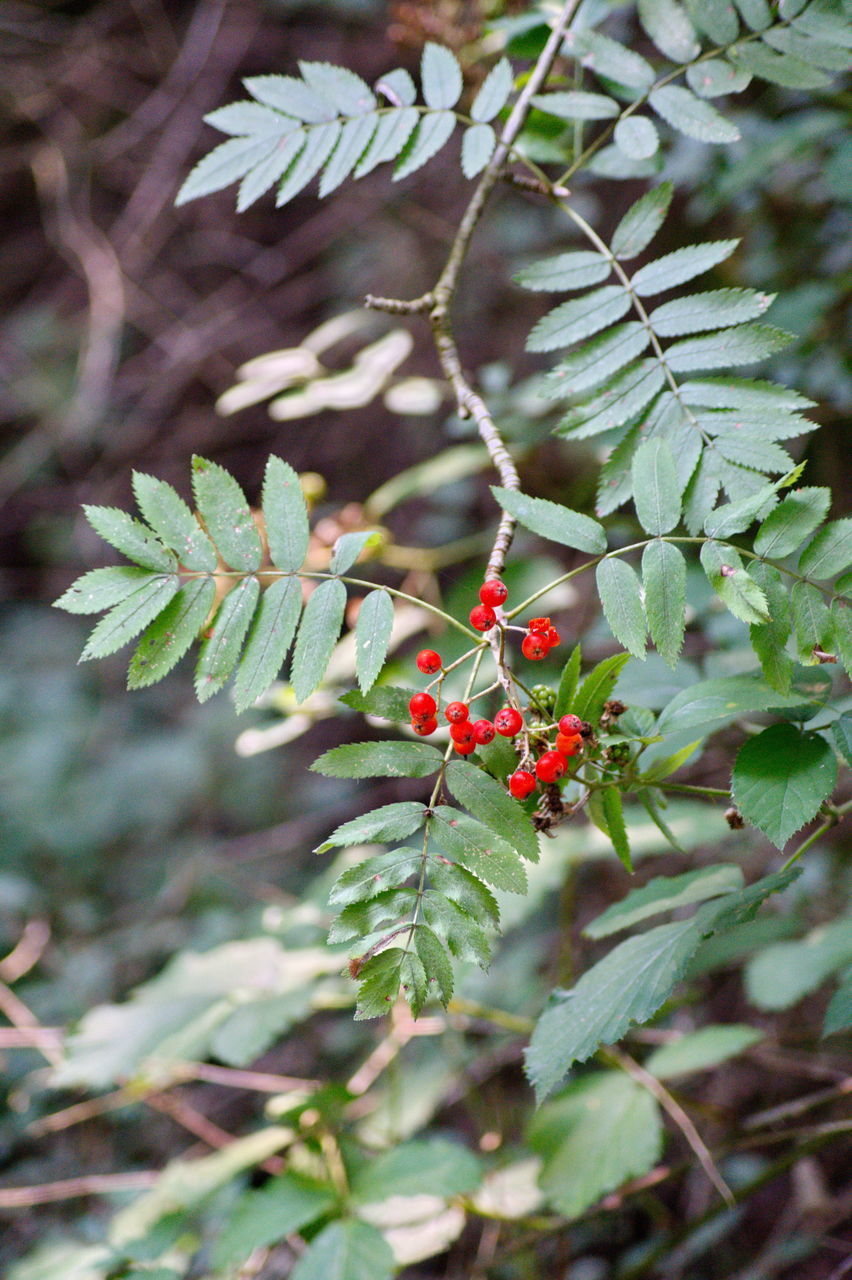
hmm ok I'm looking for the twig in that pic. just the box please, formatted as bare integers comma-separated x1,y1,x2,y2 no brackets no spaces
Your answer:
0,1171,159,1209
0,980,62,1068
0,920,51,984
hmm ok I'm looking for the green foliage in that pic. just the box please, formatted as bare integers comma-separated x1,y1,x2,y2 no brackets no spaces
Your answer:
732,722,837,847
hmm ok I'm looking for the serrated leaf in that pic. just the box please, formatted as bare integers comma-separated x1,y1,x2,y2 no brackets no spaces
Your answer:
276,121,341,206
573,652,631,726
665,324,793,372
650,288,774,337
394,110,456,180
791,581,833,661
732,723,837,848
596,559,646,659
131,473,218,571
204,101,297,135
316,801,426,854
176,135,280,206
245,74,335,122
832,600,852,677
715,435,794,474
375,68,417,107
764,27,852,71
330,530,381,575
460,122,495,177
211,1174,336,1270
638,0,700,61
429,858,500,928
632,439,681,535
638,739,700,783
128,576,216,690
354,106,419,176
290,1220,394,1280
261,455,310,572
542,323,649,398
789,0,852,45
312,739,443,780
656,674,805,737
601,786,632,870
80,575,180,661
329,888,417,943
749,563,793,694
683,452,721,534
644,397,703,494
642,540,687,668
728,41,832,88
445,758,540,863
354,588,393,695
514,250,610,294
191,456,262,571
329,848,422,908
645,1024,762,1078
650,85,740,144
319,113,378,196
529,1072,662,1218
569,29,656,92
554,643,583,719
340,684,412,721
686,57,752,98
353,1137,481,1202
299,60,376,115
430,808,527,893
54,566,161,615
700,540,769,624
195,576,260,702
611,182,673,260
559,361,665,439
421,43,463,110
684,0,740,44
631,241,739,297
414,924,454,1004
584,864,744,939
291,578,347,703
680,377,814,413
83,505,177,572
526,286,632,353
614,115,659,159
490,487,607,554
354,948,408,1019
471,56,513,122
233,576,303,712
421,890,493,968
531,91,620,120
734,0,772,28
798,518,852,580
237,130,306,211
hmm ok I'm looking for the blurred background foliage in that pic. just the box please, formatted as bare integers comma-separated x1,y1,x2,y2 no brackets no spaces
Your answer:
0,0,850,1276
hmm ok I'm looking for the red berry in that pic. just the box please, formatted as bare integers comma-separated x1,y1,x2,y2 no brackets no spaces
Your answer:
494,706,523,737
556,732,582,757
535,750,567,783
450,720,475,744
412,717,438,736
416,649,442,675
509,770,536,799
445,701,470,724
544,626,561,648
409,692,436,722
479,579,508,608
559,714,583,736
453,737,477,755
527,616,551,635
470,603,497,632
522,633,549,661
472,718,496,745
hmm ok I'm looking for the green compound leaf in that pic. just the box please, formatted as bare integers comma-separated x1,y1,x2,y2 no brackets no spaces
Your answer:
244,73,334,122
299,60,376,114
656,674,806,738
531,90,620,120
729,41,832,89
529,1072,662,1219
204,100,302,135
414,924,454,1004
650,288,774,337
312,739,444,780
614,115,659,159
329,849,422,909
262,455,310,571
513,249,611,294
276,121,340,206
446,758,540,863
420,42,463,110
176,134,286,206
700,540,770,625
642,540,687,668
237,130,306,211
554,643,583,719
686,57,752,97
316,801,426,853
638,0,701,61
790,581,834,661
798,517,852,580
644,1024,762,1078
430,807,527,893
355,106,418,177
421,889,492,968
764,26,852,71
649,85,741,144
749,563,794,694
684,0,740,44
354,588,394,695
526,286,632,353
191,456,263,571
601,785,632,870
611,182,673,260
54,566,162,615
703,479,779,540
585,864,744,939
352,1137,481,1202
211,1174,336,1270
429,858,500,928
632,438,681,535
558,361,664,439
82,505,177,572
80,575,180,661
290,1220,395,1280
573,652,631,726
542,324,650,398
471,56,513,122
329,888,417,943
330,530,382,575
491,487,606,554
132,473,218,571
394,110,456,180
732,723,838,848
195,576,260,702
734,0,772,29
665,324,794,373
630,241,739,297
461,122,496,177
568,29,656,92
754,487,831,559
233,576,303,713
290,577,347,703
128,576,216,690
340,684,412,721
596,558,647,660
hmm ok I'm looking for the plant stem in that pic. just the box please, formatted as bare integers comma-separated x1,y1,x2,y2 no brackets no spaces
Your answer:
781,798,852,872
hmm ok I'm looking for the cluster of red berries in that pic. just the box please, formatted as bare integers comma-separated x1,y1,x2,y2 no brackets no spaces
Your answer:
521,616,561,661
508,714,585,797
409,680,524,755
468,577,508,632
